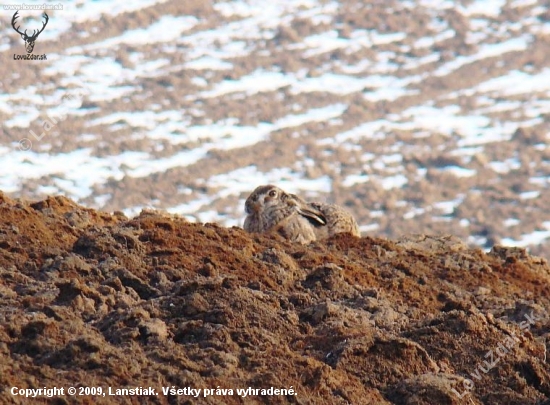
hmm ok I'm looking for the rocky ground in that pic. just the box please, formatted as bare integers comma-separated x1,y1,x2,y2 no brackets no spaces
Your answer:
0,192,549,404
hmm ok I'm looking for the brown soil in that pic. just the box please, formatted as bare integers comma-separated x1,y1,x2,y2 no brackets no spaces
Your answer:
0,192,549,404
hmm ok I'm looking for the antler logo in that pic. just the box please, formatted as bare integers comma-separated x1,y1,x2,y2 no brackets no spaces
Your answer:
11,11,49,54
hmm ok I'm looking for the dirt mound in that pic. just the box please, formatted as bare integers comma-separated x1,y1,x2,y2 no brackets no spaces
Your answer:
0,192,549,404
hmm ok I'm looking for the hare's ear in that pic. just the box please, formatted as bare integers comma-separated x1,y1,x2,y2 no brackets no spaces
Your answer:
297,205,326,226
286,193,301,203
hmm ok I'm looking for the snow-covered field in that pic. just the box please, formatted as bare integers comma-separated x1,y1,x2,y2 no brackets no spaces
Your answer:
1,0,550,256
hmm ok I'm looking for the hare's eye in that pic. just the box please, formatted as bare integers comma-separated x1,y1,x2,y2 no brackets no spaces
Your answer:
269,190,277,197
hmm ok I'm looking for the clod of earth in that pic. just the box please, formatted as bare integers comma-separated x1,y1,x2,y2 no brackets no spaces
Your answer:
0,192,549,404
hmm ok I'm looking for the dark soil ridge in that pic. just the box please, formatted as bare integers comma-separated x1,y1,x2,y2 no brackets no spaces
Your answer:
0,192,549,405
